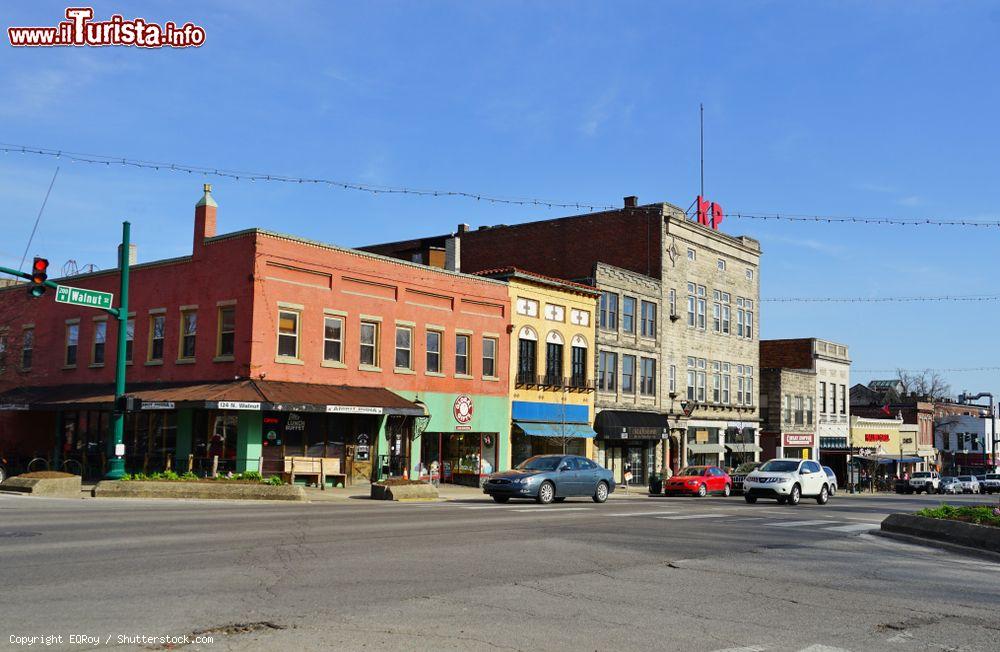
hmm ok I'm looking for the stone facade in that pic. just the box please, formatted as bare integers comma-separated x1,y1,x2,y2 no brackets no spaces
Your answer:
759,368,819,460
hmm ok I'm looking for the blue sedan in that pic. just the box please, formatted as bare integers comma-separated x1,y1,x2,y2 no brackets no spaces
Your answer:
483,454,616,504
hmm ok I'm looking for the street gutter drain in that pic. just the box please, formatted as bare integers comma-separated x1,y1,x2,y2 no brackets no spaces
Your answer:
0,531,41,538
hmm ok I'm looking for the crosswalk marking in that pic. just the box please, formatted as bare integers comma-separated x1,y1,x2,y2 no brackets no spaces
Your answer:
823,523,877,532
512,507,592,512
766,520,833,528
657,514,728,520
611,510,678,517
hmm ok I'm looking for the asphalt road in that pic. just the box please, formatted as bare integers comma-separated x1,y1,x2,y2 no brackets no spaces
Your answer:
1,490,998,652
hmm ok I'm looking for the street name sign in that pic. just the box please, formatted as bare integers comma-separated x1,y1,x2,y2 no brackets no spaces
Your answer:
55,285,114,310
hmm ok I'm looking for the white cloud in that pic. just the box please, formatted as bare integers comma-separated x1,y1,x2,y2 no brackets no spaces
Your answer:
895,195,922,207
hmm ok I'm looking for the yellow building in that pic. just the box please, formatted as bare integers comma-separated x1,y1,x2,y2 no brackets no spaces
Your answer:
479,268,599,468
850,415,904,457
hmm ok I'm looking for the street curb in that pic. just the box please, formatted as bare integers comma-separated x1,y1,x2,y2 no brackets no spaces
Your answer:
1,475,83,498
92,480,307,501
872,530,1000,564
880,513,1000,555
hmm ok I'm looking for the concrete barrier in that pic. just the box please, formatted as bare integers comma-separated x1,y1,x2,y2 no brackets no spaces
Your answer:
1,475,82,498
93,480,306,501
370,482,439,501
881,513,1000,554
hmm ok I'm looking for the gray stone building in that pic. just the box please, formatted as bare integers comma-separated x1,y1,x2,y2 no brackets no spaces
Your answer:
759,368,819,461
589,262,668,486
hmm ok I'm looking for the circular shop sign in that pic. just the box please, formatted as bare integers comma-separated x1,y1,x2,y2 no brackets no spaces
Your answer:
453,394,474,424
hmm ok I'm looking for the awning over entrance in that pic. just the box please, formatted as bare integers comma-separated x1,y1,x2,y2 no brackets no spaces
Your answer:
594,410,670,440
0,380,426,416
855,454,924,464
725,443,762,453
513,421,597,439
687,443,726,454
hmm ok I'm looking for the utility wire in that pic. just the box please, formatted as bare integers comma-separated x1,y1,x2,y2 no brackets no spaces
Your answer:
0,143,617,212
7,142,1000,227
762,294,1000,303
18,166,59,272
854,366,1000,374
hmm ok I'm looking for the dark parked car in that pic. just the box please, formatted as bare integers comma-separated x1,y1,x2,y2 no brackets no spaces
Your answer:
483,454,615,504
729,462,762,494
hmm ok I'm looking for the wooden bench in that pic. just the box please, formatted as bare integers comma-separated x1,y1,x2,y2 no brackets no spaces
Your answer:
283,457,347,489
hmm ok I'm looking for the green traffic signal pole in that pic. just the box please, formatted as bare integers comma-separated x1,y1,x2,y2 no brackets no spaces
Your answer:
106,221,131,479
0,221,130,479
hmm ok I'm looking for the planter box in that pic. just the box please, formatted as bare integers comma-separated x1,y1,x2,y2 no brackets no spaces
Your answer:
370,482,439,501
881,513,1000,554
93,480,306,502
0,475,82,498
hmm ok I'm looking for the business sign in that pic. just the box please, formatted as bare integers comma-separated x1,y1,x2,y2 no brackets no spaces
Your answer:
54,284,114,310
695,196,724,230
784,433,814,447
454,394,474,424
217,401,260,410
864,433,890,442
326,405,384,415
0,403,29,411
617,427,669,440
141,401,175,410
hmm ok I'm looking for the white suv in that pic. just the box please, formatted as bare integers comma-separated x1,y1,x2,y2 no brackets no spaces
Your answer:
982,473,1000,494
743,458,832,506
905,471,940,494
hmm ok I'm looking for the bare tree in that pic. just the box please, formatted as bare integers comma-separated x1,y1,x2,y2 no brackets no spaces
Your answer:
896,368,951,400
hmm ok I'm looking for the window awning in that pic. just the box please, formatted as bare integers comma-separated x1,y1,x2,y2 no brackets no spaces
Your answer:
0,380,426,416
687,443,726,454
855,454,924,464
725,443,762,453
594,410,670,440
513,421,597,439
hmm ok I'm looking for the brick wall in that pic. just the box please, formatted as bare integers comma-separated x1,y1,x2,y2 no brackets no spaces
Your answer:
760,339,814,370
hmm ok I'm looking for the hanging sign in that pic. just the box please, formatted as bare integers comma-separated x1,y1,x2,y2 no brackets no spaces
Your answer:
217,401,260,410
326,405,384,414
141,401,175,410
453,394,474,424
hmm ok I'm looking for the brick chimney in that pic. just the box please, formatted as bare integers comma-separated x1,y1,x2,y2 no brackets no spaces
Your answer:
194,183,217,254
623,195,638,208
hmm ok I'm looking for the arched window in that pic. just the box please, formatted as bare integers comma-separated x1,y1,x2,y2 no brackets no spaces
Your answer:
570,335,589,388
545,331,565,386
517,327,538,384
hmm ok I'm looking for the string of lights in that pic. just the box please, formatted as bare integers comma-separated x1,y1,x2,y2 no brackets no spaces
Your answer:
7,142,1000,227
0,142,619,212
762,294,1000,303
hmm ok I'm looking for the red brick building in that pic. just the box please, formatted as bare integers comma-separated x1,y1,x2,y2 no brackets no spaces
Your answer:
0,186,510,484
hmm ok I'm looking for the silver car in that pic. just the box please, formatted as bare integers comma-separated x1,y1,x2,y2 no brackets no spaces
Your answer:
939,477,962,494
483,455,616,504
956,475,981,494
822,466,839,496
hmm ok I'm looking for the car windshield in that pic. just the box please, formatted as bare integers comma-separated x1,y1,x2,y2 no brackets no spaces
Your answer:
515,456,562,471
760,460,799,473
958,476,972,482
942,477,956,483
734,463,760,474
677,467,707,476
986,474,1000,480
912,472,931,478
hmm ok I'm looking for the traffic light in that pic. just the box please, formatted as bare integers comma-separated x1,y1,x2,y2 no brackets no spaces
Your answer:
28,257,48,297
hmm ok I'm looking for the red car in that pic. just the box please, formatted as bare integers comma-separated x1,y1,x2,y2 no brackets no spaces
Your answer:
663,466,733,497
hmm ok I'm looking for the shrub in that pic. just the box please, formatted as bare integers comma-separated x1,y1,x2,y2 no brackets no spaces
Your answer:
265,476,284,486
180,471,198,481
917,504,1000,527
162,470,180,481
239,471,263,482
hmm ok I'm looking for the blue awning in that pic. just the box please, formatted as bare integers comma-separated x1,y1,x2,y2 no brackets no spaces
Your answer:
513,421,597,439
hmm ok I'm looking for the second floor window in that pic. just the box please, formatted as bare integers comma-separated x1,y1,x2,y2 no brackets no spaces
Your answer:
65,323,79,366
92,321,107,365
598,351,617,391
600,292,618,330
482,337,497,378
545,341,563,385
150,315,165,361
783,395,791,423
517,337,536,383
426,331,442,373
794,396,804,425
395,326,412,370
360,321,379,367
806,397,814,425
218,307,235,357
277,310,299,358
640,357,656,396
125,318,134,363
621,355,635,394
820,382,827,413
455,334,470,375
622,296,636,334
324,317,343,363
180,310,197,359
571,344,587,387
21,328,33,369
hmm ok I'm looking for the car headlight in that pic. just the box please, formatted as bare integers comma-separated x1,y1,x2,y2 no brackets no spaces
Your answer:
686,480,699,486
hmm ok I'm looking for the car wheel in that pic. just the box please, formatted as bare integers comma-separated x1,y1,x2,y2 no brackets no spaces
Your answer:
816,485,829,505
787,485,801,506
696,483,707,498
722,484,731,497
536,481,555,505
744,494,757,504
593,481,609,503
492,496,510,504
0,465,6,485
554,497,566,503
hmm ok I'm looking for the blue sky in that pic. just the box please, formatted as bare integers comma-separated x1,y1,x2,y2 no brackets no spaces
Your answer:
3,0,1000,398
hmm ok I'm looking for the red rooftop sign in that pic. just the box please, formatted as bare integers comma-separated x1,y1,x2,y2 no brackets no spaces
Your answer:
695,196,724,230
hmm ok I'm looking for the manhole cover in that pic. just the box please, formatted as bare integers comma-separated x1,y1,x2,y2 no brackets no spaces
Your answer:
0,531,42,538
